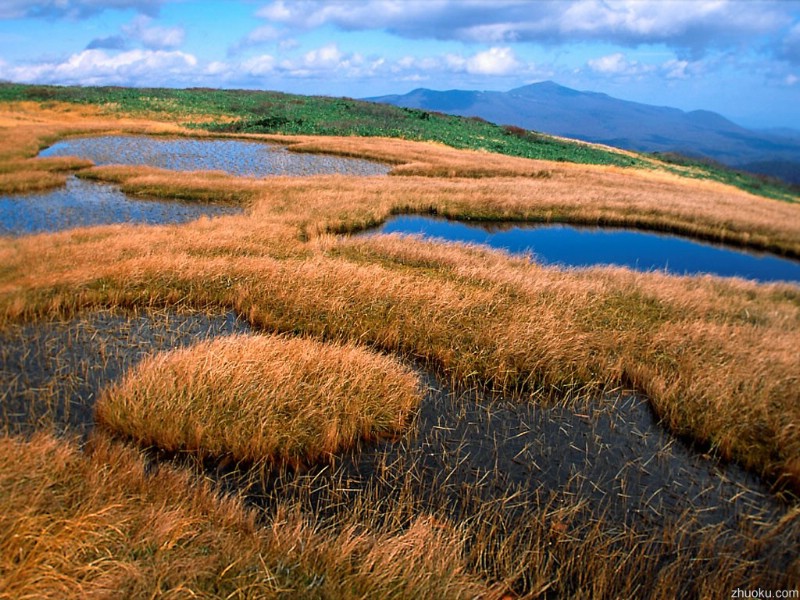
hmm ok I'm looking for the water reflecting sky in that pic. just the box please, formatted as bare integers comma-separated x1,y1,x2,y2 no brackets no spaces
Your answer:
370,215,800,284
40,135,390,177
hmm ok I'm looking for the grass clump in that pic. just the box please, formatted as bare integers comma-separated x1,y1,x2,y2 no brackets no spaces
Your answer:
0,156,93,194
96,334,422,467
0,432,491,599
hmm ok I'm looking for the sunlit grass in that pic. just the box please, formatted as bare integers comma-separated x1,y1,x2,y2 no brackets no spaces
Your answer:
0,97,799,598
96,334,422,468
0,433,491,599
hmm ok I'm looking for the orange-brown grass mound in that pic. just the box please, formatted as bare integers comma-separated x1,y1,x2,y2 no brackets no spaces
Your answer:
95,334,422,467
0,433,493,599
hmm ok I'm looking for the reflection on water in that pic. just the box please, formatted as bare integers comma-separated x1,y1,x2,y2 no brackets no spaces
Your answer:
0,176,241,236
39,135,391,177
369,215,800,284
4,134,388,236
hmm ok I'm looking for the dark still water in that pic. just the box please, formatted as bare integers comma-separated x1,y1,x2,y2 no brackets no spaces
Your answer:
39,135,390,177
369,215,800,284
0,176,241,236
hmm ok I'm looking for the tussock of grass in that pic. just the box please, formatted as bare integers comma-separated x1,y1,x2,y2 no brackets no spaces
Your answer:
78,165,262,205
0,433,491,599
0,157,93,194
0,170,67,194
96,334,422,467
0,308,253,436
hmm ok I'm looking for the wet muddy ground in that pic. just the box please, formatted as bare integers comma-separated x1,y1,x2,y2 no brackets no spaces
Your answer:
0,309,251,434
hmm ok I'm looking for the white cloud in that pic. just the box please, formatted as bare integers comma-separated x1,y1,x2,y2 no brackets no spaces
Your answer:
123,15,184,50
458,23,523,44
302,43,344,69
586,51,709,81
257,0,419,30
252,0,790,56
383,47,545,83
278,39,299,52
661,58,690,80
588,52,628,74
229,25,285,55
587,52,656,78
465,47,520,75
245,25,282,45
0,49,198,86
242,54,276,76
257,0,295,22
266,43,385,80
206,61,228,76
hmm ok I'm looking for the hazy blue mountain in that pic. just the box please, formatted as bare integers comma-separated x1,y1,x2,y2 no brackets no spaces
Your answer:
367,82,800,184
757,127,800,141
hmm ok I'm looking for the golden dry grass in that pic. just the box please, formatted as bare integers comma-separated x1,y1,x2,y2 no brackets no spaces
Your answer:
0,101,798,253
0,93,799,594
2,219,798,491
0,101,798,492
2,308,798,599
77,155,800,257
96,334,422,467
0,432,494,599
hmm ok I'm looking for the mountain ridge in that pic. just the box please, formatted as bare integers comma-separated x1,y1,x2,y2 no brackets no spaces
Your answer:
367,82,800,184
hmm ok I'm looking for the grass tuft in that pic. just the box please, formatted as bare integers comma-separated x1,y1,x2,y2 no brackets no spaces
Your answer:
0,432,491,599
96,334,423,468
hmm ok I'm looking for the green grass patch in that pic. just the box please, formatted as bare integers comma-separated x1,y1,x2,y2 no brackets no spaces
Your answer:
0,83,643,168
652,151,799,203
3,83,797,201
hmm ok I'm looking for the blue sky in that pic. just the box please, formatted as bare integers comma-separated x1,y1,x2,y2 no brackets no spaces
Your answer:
0,0,798,129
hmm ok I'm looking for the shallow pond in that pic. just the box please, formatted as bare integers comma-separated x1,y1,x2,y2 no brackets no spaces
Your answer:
0,310,792,552
369,215,800,284
39,135,391,177
0,176,241,236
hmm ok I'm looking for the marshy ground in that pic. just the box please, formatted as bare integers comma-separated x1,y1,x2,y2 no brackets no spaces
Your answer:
2,308,797,597
0,97,799,598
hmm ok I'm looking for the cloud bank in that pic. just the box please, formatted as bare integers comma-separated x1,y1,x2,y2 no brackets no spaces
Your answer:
0,0,796,127
255,0,790,57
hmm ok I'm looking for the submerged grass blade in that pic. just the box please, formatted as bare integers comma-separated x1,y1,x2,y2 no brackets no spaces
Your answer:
0,432,491,599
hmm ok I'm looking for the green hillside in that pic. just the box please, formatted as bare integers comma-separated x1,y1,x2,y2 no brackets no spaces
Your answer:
1,82,796,202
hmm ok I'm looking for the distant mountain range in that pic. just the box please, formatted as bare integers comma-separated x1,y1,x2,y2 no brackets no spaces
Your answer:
367,82,800,184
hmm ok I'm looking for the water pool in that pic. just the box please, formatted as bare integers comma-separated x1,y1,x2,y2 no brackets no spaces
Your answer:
368,215,800,284
39,135,391,177
0,176,241,236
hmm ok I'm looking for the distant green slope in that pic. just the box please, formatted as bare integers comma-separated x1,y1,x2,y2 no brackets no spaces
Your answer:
1,83,796,202
0,83,647,168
